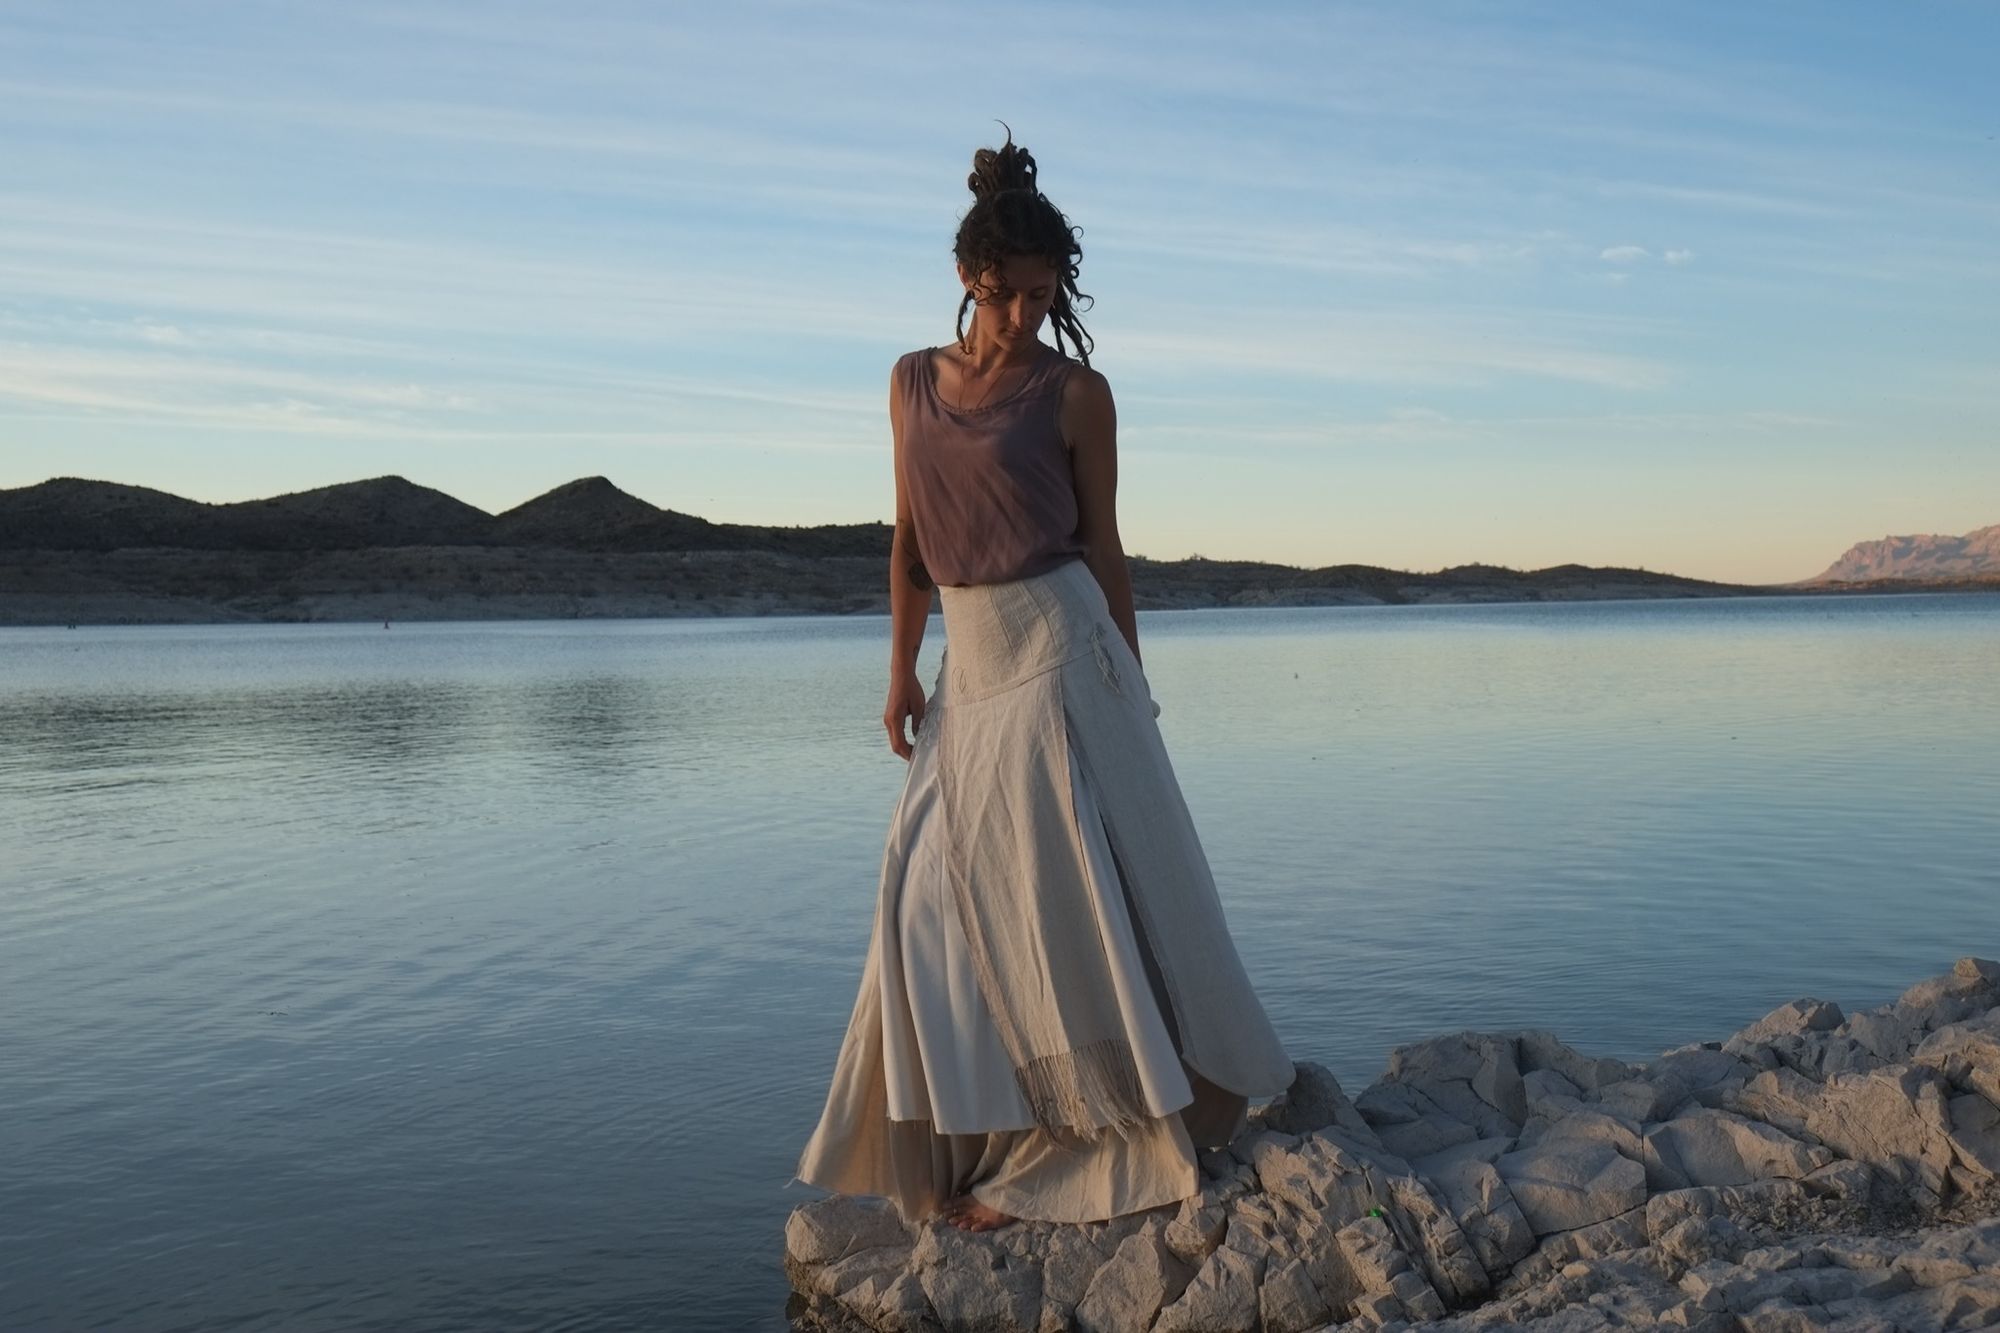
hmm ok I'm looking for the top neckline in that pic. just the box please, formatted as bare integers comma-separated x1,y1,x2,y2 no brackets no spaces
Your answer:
921,343,1061,416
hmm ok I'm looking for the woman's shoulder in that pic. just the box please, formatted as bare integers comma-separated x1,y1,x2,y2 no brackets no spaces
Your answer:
892,346,939,393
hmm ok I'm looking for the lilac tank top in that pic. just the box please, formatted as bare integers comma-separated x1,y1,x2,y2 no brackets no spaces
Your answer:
895,343,1087,588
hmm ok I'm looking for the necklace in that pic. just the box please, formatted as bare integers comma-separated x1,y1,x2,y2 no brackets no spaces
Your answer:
945,344,1038,413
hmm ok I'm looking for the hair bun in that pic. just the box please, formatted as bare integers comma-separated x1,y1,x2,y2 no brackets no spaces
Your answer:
967,123,1037,200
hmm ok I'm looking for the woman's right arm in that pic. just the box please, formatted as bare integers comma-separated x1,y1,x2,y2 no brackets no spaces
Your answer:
884,359,934,761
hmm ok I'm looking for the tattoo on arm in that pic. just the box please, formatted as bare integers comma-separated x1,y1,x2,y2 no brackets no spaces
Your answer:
906,557,934,592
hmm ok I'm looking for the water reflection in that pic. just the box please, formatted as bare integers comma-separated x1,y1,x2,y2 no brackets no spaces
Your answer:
0,597,1996,1331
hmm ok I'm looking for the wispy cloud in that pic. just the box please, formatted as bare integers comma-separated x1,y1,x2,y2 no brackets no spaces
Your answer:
1,0,1995,581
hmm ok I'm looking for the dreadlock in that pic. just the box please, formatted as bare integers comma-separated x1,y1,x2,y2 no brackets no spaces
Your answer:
952,124,1094,366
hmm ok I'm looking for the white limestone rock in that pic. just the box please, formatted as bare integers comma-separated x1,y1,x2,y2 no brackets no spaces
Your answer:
1642,1107,1836,1190
783,958,2000,1333
1413,1139,1537,1278
1360,1031,1528,1140
1254,1060,1382,1144
1591,1073,1692,1123
1728,998,1847,1050
1516,1029,1637,1094
1522,1068,1587,1123
1913,1012,2000,1106
1072,1229,1191,1333
1151,1244,1261,1333
1725,1064,1961,1204
913,1224,1041,1333
1374,1111,1479,1162
1259,1256,1333,1333
1655,1212,1751,1273
1518,1107,1647,1164
1496,1138,1649,1235
1503,1202,1653,1290
788,1195,911,1266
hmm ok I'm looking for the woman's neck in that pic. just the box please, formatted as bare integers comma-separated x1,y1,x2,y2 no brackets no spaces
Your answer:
957,321,1043,374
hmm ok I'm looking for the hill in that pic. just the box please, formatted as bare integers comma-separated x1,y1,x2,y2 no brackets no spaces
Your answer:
1812,524,2000,582
0,475,893,558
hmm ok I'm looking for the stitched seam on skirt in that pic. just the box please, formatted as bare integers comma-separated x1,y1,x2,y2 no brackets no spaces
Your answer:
1061,678,1198,1083
931,685,1039,1111
948,648,1092,703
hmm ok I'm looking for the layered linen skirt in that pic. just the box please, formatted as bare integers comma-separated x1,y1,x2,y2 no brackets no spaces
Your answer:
793,557,1294,1225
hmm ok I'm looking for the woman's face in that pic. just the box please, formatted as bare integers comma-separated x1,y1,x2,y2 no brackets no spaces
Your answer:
960,254,1059,345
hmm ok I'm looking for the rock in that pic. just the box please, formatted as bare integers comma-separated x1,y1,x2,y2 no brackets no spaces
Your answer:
809,1243,912,1301
1380,1170,1490,1306
1375,1112,1479,1161
1646,1046,1762,1110
860,1270,936,1333
1506,1203,1651,1287
1333,1212,1411,1293
1656,1213,1751,1272
783,959,2000,1333
1645,1181,1811,1239
1196,1148,1259,1201
1726,1064,1960,1204
913,1224,1041,1333
1592,1073,1692,1123
1361,1031,1528,1139
1913,1013,2000,1105
1946,1091,2000,1178
1255,1061,1381,1142
1523,1068,1588,1122
1928,1273,2000,1328
1162,1196,1228,1266
787,1195,911,1266
1801,1158,1878,1202
1151,1244,1260,1333
1037,1226,1114,1315
1250,1129,1412,1228
1496,1138,1649,1235
1519,1107,1646,1164
1388,1264,1447,1320
1073,1230,1191,1333
1642,1107,1835,1190
1766,1031,1886,1082
1729,998,1847,1048
1517,1029,1636,1094
1413,1140,1537,1277
1259,1257,1333,1333
1839,957,2000,1065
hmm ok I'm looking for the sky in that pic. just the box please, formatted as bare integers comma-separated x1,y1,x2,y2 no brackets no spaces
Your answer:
2,2,1995,584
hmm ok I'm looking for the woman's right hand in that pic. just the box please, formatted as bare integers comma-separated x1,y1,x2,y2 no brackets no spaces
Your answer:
884,670,928,761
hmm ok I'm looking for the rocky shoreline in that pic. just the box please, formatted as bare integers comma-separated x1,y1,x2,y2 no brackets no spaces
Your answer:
0,545,1911,628
784,957,2000,1332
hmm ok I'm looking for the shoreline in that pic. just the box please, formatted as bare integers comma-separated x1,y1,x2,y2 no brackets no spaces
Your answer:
3,546,1994,628
786,956,2000,1332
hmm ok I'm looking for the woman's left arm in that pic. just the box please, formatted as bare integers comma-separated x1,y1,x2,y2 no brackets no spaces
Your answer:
1061,364,1141,666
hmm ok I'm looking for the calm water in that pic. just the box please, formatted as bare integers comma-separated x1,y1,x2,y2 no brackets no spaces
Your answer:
2,594,1997,1330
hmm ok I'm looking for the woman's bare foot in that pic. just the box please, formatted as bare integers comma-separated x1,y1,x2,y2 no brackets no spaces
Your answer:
939,1193,1016,1232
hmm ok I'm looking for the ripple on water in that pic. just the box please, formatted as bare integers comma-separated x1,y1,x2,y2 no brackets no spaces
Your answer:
1,596,1997,1329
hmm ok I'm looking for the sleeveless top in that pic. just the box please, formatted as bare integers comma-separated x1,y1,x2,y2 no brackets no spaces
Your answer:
895,343,1087,588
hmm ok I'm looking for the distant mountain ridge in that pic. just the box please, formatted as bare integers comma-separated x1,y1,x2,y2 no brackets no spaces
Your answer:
0,475,894,558
1812,524,2000,583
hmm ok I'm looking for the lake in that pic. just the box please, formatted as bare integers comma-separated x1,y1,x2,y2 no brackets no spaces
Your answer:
2,593,1996,1330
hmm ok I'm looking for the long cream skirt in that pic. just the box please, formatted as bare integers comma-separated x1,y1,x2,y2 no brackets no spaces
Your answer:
792,559,1282,1225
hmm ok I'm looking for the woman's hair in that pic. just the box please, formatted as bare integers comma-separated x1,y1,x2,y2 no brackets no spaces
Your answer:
953,125,1094,366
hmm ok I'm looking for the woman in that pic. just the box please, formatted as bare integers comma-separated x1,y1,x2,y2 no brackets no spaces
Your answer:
793,131,1295,1235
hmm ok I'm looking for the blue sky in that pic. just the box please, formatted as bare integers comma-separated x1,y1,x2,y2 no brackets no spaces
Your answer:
2,2,1994,583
